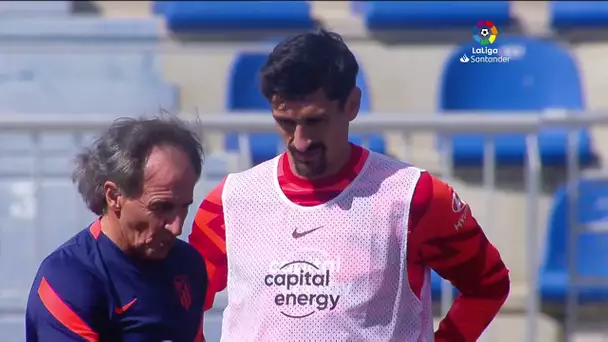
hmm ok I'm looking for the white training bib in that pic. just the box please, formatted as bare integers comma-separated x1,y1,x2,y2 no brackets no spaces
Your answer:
220,152,433,342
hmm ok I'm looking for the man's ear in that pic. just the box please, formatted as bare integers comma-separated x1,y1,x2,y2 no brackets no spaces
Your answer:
103,181,121,211
346,86,361,122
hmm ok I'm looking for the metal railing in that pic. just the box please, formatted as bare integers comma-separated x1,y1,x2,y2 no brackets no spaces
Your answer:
1,112,607,342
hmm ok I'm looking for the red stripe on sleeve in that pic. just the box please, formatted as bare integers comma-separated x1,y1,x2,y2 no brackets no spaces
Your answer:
37,277,99,342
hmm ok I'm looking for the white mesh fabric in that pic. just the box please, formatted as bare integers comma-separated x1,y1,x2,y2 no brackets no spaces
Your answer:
220,152,434,342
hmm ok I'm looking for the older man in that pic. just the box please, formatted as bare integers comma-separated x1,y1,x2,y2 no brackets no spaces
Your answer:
26,116,207,342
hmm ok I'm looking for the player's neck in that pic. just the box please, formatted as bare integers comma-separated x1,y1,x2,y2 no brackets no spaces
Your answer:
99,214,132,254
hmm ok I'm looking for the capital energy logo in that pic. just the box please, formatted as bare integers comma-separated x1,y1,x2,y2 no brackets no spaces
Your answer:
264,250,351,319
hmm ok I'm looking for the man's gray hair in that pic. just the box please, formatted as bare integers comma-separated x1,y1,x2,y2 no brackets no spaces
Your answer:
72,115,204,215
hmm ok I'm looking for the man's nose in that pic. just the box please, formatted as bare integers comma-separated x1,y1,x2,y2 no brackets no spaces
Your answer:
164,217,184,237
292,125,312,152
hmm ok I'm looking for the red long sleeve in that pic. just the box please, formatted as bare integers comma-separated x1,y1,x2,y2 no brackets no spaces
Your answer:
408,172,510,341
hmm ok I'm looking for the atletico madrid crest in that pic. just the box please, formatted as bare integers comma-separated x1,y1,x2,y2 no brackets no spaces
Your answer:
173,275,192,310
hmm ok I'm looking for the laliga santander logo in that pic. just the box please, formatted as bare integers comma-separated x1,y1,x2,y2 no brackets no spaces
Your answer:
460,20,510,64
473,20,498,45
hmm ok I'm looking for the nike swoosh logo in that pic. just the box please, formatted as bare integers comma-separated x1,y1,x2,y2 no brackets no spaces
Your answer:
292,226,323,239
115,298,137,315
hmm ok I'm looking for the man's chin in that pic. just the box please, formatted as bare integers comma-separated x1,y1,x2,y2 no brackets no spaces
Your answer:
143,250,169,260
294,163,326,178
143,243,174,260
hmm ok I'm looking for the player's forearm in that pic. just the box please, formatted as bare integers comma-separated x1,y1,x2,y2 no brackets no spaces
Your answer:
435,271,510,341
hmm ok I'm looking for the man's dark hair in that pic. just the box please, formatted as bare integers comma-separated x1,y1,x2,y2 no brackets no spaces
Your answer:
72,115,204,215
260,29,359,108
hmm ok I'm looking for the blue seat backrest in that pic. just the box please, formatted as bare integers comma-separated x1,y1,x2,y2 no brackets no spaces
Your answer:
161,1,314,32
227,53,271,112
551,1,608,28
442,37,582,110
0,53,163,82
356,1,510,29
544,178,608,277
225,52,379,164
152,1,168,15
439,36,594,166
0,1,71,17
0,80,178,114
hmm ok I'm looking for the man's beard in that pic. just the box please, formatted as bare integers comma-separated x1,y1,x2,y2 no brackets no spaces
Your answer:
288,143,327,178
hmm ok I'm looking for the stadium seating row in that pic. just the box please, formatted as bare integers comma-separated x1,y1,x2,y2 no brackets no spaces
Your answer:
17,1,608,32
0,14,179,115
13,1,608,32
0,36,594,166
541,177,608,303
152,1,608,31
0,2,596,166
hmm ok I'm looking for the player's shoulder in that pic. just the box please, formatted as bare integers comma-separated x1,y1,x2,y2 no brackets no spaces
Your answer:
366,151,428,183
226,155,279,183
368,151,424,172
199,177,226,207
170,239,206,267
364,151,454,189
412,170,468,215
199,157,278,206
167,240,208,282
29,227,106,320
38,228,101,282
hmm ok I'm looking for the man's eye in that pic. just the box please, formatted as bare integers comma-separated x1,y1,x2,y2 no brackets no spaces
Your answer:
276,120,296,130
277,119,294,126
153,202,174,212
306,118,323,125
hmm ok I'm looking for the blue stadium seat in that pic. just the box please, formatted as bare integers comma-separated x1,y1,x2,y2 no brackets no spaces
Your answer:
540,178,608,303
160,1,314,32
354,1,511,30
431,271,442,299
152,1,168,15
550,1,608,29
0,53,163,82
431,270,459,301
439,36,595,167
0,80,178,114
225,52,386,165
